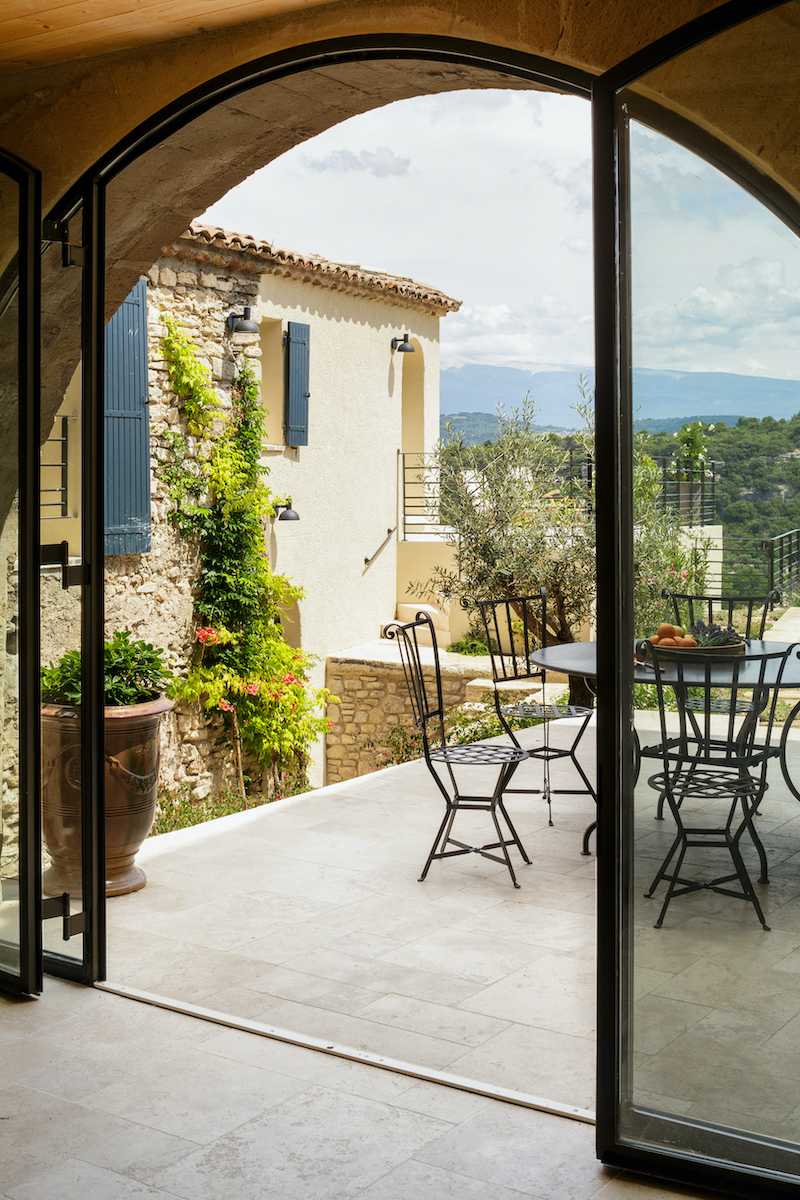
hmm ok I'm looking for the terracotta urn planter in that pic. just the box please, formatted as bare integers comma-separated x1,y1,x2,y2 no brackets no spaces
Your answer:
41,696,174,897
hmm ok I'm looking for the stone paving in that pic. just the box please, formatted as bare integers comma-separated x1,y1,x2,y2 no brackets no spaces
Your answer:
0,970,708,1198
97,713,800,1166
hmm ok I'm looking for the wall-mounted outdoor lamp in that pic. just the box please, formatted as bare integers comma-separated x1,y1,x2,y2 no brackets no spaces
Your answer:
226,306,259,334
391,333,415,353
274,499,300,522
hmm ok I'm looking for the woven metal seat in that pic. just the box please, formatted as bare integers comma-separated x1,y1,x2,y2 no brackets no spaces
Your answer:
501,701,592,722
684,696,755,715
429,742,529,766
476,592,597,855
385,612,532,888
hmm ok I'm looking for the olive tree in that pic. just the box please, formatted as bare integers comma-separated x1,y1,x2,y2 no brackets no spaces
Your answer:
417,395,707,705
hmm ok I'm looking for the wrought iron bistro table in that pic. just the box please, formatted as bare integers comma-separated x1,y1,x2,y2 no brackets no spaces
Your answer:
528,639,800,853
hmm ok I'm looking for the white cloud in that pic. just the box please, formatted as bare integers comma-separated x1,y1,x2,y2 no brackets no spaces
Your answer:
634,257,800,374
304,146,410,178
202,89,800,381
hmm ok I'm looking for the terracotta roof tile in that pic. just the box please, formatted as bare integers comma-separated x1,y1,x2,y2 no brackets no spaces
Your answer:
170,222,461,315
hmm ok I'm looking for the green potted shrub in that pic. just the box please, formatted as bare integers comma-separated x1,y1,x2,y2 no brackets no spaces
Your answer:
41,630,174,897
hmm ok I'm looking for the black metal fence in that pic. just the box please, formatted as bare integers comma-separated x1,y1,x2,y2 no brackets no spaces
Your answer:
764,528,800,599
401,450,720,539
41,415,69,520
564,450,719,525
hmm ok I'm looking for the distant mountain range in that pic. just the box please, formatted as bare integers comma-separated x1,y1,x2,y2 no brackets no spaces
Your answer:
440,410,748,444
440,365,800,432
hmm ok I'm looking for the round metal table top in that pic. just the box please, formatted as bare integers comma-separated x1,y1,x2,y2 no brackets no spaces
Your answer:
530,640,800,688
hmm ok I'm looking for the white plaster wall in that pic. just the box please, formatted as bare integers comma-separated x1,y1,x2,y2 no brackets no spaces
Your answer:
256,273,441,785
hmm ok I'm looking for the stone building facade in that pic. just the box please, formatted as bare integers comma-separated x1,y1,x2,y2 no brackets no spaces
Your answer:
39,223,459,801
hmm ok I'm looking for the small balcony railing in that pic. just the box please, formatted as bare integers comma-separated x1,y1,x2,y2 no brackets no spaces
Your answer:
400,450,721,540
41,415,70,520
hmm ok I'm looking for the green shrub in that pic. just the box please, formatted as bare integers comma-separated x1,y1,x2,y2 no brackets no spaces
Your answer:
41,630,171,707
159,323,332,792
151,786,264,836
447,633,490,656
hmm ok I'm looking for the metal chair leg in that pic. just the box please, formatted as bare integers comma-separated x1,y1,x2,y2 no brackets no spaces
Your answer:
498,797,532,865
645,832,681,898
418,804,454,883
741,795,769,885
730,823,770,931
491,806,520,888
655,840,687,928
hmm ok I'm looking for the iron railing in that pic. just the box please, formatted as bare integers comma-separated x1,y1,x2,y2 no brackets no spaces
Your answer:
401,450,721,539
764,528,800,599
41,415,69,520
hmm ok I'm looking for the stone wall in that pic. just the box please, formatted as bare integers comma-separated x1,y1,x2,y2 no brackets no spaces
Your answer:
37,255,265,800
324,648,481,783
126,254,263,797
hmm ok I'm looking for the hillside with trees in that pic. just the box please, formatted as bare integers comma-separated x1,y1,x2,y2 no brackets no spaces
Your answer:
645,415,800,587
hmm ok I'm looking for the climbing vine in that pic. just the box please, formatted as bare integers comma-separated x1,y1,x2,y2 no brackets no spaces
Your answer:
160,318,331,796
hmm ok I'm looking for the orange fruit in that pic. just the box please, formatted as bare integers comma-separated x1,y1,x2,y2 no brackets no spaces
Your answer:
656,623,675,637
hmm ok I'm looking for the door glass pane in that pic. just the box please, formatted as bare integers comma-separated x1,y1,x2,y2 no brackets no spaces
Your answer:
0,175,22,977
621,0,800,1179
40,228,84,966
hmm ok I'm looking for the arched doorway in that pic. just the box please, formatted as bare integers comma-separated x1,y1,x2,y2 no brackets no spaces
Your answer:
10,4,800,1195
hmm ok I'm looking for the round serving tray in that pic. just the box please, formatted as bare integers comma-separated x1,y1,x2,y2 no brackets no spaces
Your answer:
653,641,746,655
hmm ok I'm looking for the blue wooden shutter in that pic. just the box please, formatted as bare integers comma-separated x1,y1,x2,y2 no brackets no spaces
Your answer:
104,278,151,555
284,321,310,447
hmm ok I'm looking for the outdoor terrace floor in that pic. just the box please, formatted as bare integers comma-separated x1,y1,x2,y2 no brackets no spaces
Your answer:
0,975,709,1200
104,714,800,1156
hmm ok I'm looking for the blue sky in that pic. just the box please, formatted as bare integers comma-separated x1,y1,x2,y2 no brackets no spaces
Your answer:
203,89,800,381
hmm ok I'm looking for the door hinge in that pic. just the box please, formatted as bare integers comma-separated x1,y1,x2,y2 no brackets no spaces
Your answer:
42,218,84,268
41,540,85,589
42,893,85,940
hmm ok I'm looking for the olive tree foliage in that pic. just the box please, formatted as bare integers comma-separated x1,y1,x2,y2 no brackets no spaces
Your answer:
414,391,707,703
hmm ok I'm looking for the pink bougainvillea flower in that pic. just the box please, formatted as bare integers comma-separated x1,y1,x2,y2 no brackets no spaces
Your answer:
245,682,260,695
218,698,235,712
282,672,299,685
196,627,220,645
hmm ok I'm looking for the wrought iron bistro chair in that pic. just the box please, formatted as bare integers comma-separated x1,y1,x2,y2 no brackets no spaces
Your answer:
663,588,780,643
476,592,596,854
639,638,796,931
643,587,780,821
384,612,532,888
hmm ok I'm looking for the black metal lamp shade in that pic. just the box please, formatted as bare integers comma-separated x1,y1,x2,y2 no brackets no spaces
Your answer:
391,332,415,353
275,499,300,521
226,305,260,334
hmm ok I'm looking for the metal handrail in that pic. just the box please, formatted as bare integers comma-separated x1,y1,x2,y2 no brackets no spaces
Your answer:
400,449,721,539
763,528,800,598
41,415,69,519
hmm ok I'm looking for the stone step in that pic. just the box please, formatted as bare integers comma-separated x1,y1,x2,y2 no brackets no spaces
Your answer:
393,602,451,646
464,677,569,705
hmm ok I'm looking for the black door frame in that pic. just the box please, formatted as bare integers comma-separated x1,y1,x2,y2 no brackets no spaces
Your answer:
593,1,800,1196
36,10,800,1192
0,146,42,997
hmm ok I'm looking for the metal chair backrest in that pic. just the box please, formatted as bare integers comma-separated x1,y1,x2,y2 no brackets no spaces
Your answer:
384,613,446,748
476,591,548,684
639,640,795,770
663,589,779,641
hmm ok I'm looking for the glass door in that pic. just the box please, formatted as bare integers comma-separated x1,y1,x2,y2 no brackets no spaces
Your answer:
595,2,800,1194
39,194,106,984
0,148,42,996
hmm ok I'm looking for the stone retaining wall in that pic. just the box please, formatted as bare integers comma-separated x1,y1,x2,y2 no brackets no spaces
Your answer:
324,649,482,783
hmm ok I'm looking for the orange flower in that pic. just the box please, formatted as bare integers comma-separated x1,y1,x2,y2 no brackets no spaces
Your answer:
196,627,220,645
